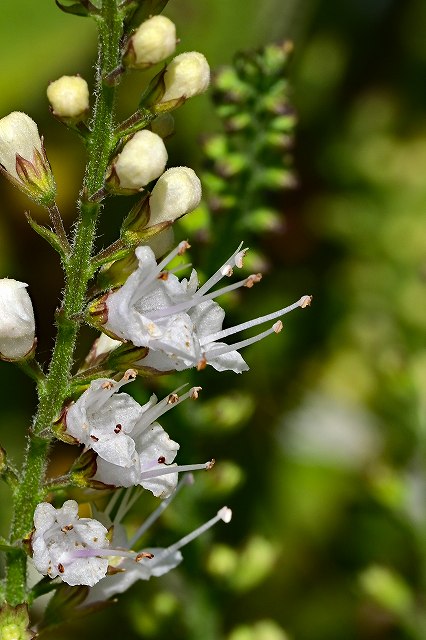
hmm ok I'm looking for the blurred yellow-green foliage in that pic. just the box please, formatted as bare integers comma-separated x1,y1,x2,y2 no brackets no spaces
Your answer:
1,0,426,639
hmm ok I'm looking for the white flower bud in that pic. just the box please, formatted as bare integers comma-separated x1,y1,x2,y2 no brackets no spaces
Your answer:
160,52,210,103
126,15,176,68
113,130,168,191
0,111,55,204
0,112,42,179
0,279,35,360
47,75,89,119
149,166,201,226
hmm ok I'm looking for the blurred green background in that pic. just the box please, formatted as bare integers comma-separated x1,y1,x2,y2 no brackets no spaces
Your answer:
1,0,426,639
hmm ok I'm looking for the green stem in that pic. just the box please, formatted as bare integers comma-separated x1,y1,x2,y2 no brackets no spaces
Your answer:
5,0,123,606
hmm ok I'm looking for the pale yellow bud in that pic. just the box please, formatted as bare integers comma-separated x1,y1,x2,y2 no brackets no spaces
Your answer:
47,75,89,119
114,130,168,190
127,15,176,68
160,52,210,103
149,166,201,225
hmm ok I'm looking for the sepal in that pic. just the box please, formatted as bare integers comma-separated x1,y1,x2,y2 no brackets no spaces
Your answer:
25,212,69,259
122,0,171,28
69,449,98,480
138,66,184,112
55,0,100,17
0,603,35,640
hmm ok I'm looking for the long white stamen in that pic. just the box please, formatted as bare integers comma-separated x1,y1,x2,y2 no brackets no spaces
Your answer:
88,369,136,413
200,296,310,345
138,460,214,481
114,487,143,525
152,507,232,566
206,322,282,358
148,339,201,365
128,474,194,548
147,276,253,321
131,384,187,438
196,244,245,297
156,241,190,274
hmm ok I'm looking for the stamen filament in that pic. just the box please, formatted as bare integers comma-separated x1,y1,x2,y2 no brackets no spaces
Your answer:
128,474,194,548
147,276,251,321
152,507,232,566
206,323,281,357
138,460,213,481
131,384,189,438
196,244,244,297
201,295,310,345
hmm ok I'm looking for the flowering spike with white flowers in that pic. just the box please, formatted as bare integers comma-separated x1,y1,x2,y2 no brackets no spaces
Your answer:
0,0,310,632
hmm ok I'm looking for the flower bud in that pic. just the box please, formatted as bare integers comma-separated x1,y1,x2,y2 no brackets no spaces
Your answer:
108,130,168,192
0,279,35,361
149,166,201,226
47,75,90,120
124,15,176,69
160,52,210,104
0,112,55,205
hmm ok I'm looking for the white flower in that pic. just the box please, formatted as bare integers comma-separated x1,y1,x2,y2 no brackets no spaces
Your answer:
112,130,168,191
0,279,35,360
47,75,89,119
101,242,311,373
125,15,177,68
160,52,210,103
32,500,109,587
148,166,201,226
0,112,55,204
65,370,209,498
84,480,232,604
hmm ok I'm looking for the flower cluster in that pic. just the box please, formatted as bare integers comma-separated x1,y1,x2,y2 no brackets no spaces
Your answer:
64,369,210,497
93,242,311,374
0,2,311,629
31,482,232,595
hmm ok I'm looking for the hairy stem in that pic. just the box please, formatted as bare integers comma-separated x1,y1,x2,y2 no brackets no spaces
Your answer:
5,0,123,605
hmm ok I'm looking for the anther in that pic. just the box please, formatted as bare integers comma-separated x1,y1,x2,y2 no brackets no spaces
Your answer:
197,356,207,371
90,434,99,442
61,525,74,533
158,271,169,280
101,381,114,390
136,552,154,562
221,265,233,277
206,458,215,470
273,320,283,334
178,240,191,255
58,563,65,574
167,393,179,404
190,386,202,399
114,424,122,433
158,456,166,464
245,273,262,288
235,249,248,268
300,295,312,308
124,369,137,380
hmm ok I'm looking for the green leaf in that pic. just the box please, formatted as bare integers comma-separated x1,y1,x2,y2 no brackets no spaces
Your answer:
25,213,68,259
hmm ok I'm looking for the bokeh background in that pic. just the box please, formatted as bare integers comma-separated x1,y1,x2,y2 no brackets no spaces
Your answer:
1,0,426,638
